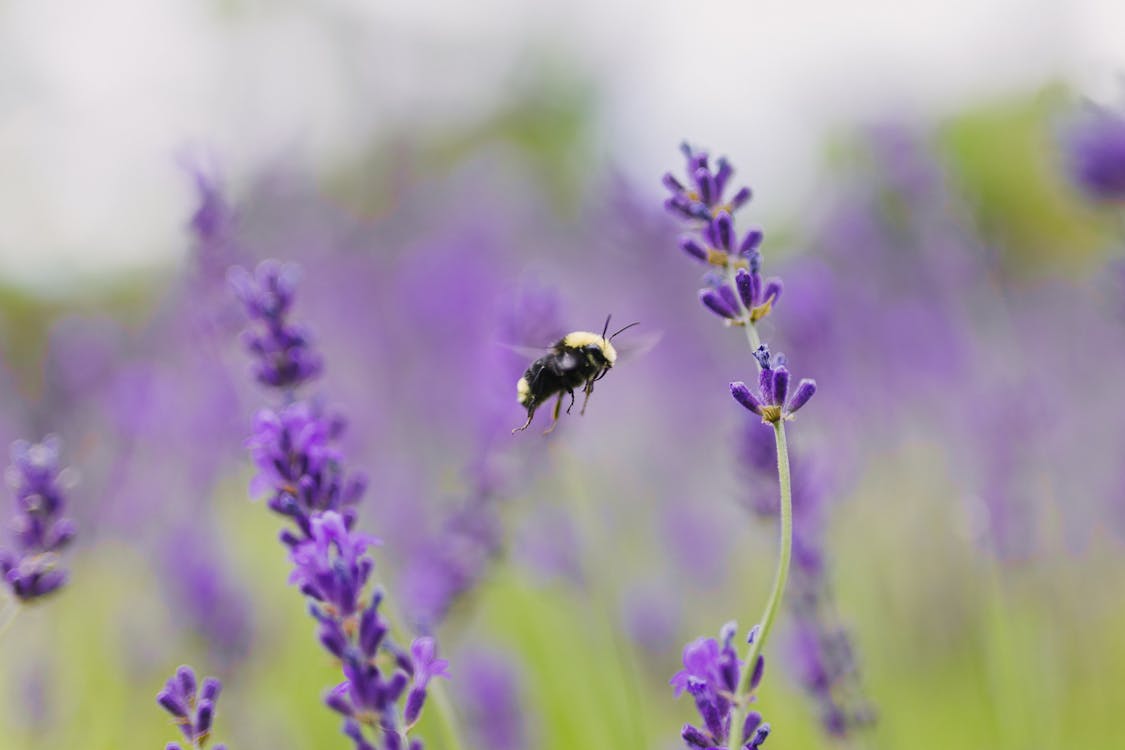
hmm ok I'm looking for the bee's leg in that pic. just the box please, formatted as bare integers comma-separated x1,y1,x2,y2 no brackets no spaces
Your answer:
565,389,576,414
580,378,595,415
544,393,565,435
512,405,536,433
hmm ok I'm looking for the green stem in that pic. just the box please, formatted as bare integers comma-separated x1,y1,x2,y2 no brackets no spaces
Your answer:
742,320,762,352
726,420,792,750
426,679,465,750
0,595,19,641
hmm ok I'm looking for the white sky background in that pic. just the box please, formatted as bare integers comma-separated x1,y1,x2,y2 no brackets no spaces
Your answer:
1,0,1124,290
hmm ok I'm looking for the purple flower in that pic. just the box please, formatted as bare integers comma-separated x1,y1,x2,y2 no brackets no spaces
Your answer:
785,620,875,738
664,143,753,223
232,260,449,750
246,403,366,546
671,623,767,749
1063,107,1125,201
0,437,77,602
179,156,245,286
161,527,253,665
403,637,451,726
229,261,323,391
452,649,526,750
730,346,816,424
156,666,227,750
289,511,379,617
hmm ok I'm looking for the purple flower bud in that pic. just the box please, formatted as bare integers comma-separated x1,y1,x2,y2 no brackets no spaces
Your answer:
762,278,783,304
750,654,765,690
680,237,708,262
747,625,760,644
195,700,214,735
176,666,197,700
730,186,753,210
157,690,189,719
320,622,349,659
758,367,775,405
786,379,817,415
200,678,222,704
739,228,763,255
742,711,763,743
730,382,763,415
700,289,738,320
714,158,733,193
735,269,756,309
404,687,427,726
747,723,771,748
714,213,735,250
344,719,377,750
682,724,712,748
752,345,772,371
326,684,354,717
717,284,741,316
385,670,407,703
772,368,790,407
662,172,685,192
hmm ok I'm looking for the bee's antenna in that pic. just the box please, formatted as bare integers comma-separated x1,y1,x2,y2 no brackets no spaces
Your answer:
601,314,612,340
610,321,640,340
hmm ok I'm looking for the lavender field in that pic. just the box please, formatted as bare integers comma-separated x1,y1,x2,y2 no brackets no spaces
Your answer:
1,4,1124,750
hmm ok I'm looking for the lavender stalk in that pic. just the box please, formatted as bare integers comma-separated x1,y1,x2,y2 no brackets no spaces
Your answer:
664,144,815,749
0,436,77,629
231,260,462,750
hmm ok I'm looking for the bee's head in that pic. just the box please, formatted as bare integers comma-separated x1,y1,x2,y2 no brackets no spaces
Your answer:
586,340,616,367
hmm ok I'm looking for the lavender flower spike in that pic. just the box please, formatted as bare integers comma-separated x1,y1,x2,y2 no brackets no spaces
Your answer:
246,402,367,547
233,260,454,750
671,623,769,749
156,666,227,750
730,346,816,424
664,143,753,223
0,437,77,602
228,261,323,391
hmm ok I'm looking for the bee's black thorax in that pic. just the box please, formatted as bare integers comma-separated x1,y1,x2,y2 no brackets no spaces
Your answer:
519,341,611,409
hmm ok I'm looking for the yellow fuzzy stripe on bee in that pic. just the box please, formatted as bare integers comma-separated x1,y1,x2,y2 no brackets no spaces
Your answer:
517,376,530,404
561,331,618,363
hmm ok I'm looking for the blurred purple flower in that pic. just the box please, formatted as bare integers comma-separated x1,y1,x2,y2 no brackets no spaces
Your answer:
229,261,323,392
452,649,527,750
1063,106,1125,201
0,436,76,602
156,665,227,750
161,526,253,665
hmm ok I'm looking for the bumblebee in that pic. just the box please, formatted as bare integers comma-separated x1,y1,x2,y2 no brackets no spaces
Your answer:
513,316,639,434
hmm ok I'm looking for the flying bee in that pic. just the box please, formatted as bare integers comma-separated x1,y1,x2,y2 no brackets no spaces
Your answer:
513,316,640,434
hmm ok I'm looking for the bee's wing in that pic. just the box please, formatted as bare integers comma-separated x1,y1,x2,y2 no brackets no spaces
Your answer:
498,343,554,360
613,330,663,362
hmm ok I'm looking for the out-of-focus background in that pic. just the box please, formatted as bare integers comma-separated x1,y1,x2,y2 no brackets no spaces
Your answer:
2,1,1125,749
